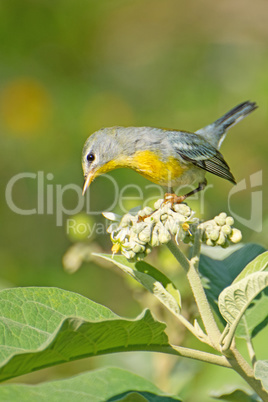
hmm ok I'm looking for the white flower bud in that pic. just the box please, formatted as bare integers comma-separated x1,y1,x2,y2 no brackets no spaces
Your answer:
107,223,119,233
158,227,172,244
102,212,121,221
173,203,191,217
215,213,226,225
222,225,232,235
206,238,215,246
217,232,226,245
160,213,168,222
144,215,154,223
230,228,242,243
209,228,220,241
132,243,145,253
165,218,179,236
120,214,134,227
132,222,146,234
226,216,234,226
138,226,152,243
138,206,154,217
150,231,160,247
154,199,164,209
117,228,130,242
215,217,225,226
122,250,136,260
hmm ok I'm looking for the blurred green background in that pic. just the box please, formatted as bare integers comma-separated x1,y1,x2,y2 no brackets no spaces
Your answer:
1,1,267,400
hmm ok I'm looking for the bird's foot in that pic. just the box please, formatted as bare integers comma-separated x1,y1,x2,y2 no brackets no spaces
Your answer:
163,193,186,205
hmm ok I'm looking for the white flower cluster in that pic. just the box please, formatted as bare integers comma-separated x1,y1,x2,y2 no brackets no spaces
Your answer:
104,200,197,262
103,201,242,261
200,212,242,247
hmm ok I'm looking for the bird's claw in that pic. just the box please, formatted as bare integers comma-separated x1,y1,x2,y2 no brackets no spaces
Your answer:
163,193,186,205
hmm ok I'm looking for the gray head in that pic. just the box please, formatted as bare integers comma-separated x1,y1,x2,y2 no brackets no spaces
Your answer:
82,127,123,195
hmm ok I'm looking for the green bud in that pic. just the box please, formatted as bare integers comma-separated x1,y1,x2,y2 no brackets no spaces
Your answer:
145,246,152,254
136,252,146,261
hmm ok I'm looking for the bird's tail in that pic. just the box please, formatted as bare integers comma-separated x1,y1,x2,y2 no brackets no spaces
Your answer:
195,101,257,149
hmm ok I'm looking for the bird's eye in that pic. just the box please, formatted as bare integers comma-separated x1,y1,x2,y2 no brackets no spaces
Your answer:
87,153,95,162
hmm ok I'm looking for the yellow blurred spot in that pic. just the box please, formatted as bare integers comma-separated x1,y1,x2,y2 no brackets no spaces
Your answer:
82,92,134,133
0,78,51,137
67,213,95,242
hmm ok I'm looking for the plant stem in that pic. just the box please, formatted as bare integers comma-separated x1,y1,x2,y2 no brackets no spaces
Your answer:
146,344,232,368
187,257,222,350
246,338,257,367
226,347,268,401
167,231,268,399
168,234,222,349
166,240,189,272
171,310,210,344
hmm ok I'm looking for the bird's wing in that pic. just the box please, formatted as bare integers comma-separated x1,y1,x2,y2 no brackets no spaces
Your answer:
169,131,236,184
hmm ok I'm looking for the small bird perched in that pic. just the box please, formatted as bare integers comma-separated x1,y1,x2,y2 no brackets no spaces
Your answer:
82,101,257,202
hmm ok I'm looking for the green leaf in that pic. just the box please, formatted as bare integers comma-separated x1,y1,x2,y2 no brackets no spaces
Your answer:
0,367,182,401
218,272,268,335
231,252,268,339
0,287,169,382
212,387,261,401
94,254,181,315
254,360,268,392
233,251,268,283
199,244,266,320
235,288,268,339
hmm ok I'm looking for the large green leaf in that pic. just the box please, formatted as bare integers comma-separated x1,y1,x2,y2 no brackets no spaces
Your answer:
0,367,182,401
94,254,181,316
211,387,261,401
235,288,268,339
231,251,268,339
233,251,268,283
199,244,266,320
218,272,268,338
254,360,268,392
0,287,169,382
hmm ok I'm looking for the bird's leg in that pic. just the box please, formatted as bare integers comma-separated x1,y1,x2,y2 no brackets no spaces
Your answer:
164,179,208,204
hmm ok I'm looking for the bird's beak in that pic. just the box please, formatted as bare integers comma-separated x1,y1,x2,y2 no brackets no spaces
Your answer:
82,170,95,195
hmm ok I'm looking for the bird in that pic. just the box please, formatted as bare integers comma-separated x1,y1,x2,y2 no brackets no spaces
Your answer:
82,101,257,203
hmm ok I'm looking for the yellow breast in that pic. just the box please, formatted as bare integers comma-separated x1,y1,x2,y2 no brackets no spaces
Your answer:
124,150,187,186
95,150,189,186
